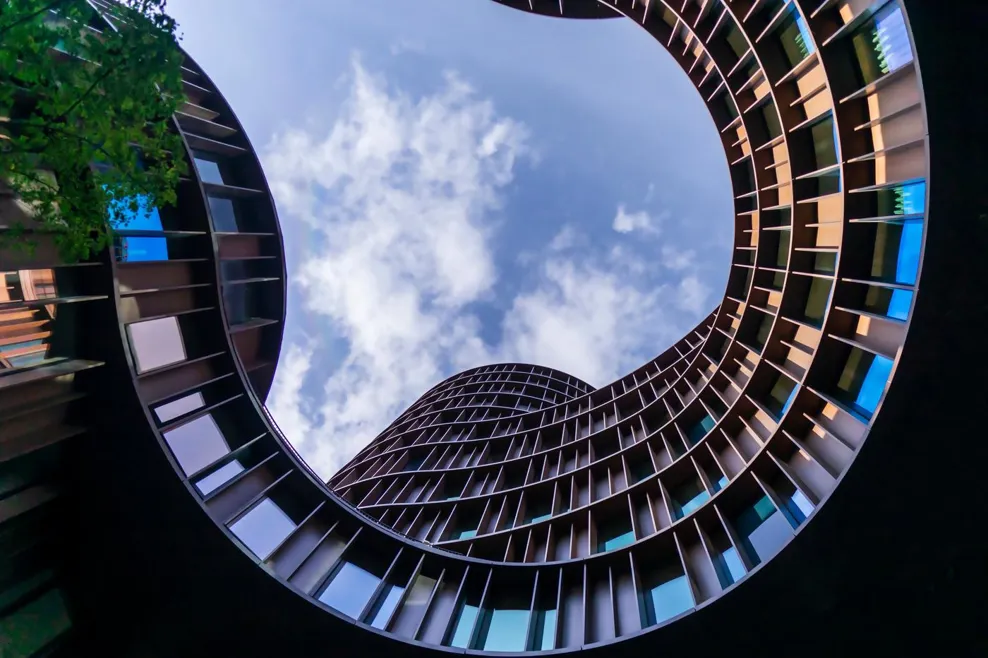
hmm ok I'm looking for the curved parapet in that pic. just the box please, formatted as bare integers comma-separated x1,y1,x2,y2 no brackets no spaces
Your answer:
3,1,982,657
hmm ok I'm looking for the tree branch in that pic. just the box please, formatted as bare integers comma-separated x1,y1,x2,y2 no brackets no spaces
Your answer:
55,57,120,121
0,0,77,37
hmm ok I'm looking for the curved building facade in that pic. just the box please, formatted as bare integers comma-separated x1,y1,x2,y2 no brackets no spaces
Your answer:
0,1,985,657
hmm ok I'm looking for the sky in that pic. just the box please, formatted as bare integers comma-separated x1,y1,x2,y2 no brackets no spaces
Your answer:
164,0,733,479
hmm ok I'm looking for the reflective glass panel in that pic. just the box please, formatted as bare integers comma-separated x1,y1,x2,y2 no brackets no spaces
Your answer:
319,561,381,619
229,498,295,560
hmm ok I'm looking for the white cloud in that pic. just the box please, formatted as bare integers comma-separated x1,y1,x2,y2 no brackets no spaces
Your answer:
612,204,664,235
265,59,530,476
265,60,716,478
497,258,691,385
390,39,425,56
548,224,581,252
661,244,697,271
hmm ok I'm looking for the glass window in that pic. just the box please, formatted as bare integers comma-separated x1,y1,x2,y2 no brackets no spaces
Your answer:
525,498,552,525
194,154,225,185
530,607,557,651
760,102,783,140
712,544,747,587
229,498,296,560
810,115,838,170
787,488,814,525
687,414,716,445
0,338,44,353
449,601,480,648
671,478,710,520
162,414,229,475
871,219,922,285
208,195,239,232
863,285,913,321
803,277,832,325
404,455,425,472
836,348,893,418
724,23,748,59
640,566,694,627
732,495,792,566
127,316,186,373
7,352,47,367
194,460,244,496
704,462,728,493
368,582,405,629
111,193,167,261
813,250,837,274
452,508,481,540
222,285,251,326
319,561,382,619
850,4,913,86
154,392,205,423
631,457,654,483
777,11,815,67
597,515,635,553
477,608,530,652
754,313,773,350
765,374,798,420
876,180,925,216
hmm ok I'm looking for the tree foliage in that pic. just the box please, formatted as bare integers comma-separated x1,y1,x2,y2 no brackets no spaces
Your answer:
0,0,187,262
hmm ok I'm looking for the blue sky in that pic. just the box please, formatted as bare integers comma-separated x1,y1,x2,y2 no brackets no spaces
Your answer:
165,0,732,477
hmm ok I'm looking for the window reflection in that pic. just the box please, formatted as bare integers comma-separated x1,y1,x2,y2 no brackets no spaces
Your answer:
732,495,792,566
229,498,295,560
127,316,186,373
194,153,225,185
319,561,382,619
640,564,694,627
162,414,229,475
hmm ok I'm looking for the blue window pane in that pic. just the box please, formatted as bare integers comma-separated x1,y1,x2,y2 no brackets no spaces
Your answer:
457,529,477,540
782,384,798,415
895,219,922,285
195,460,244,496
715,475,729,492
597,516,635,553
194,155,224,185
642,573,694,626
111,192,169,261
713,545,747,587
873,5,913,73
229,498,296,560
886,289,913,320
529,513,551,524
532,608,556,650
687,414,715,444
481,608,530,652
208,196,239,232
722,546,747,583
678,489,710,518
672,479,710,520
896,181,926,215
600,529,636,552
319,562,381,619
795,16,814,55
449,603,479,648
855,353,893,415
8,352,47,367
2,339,44,353
119,237,169,262
734,495,792,566
369,583,405,629
784,488,815,526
